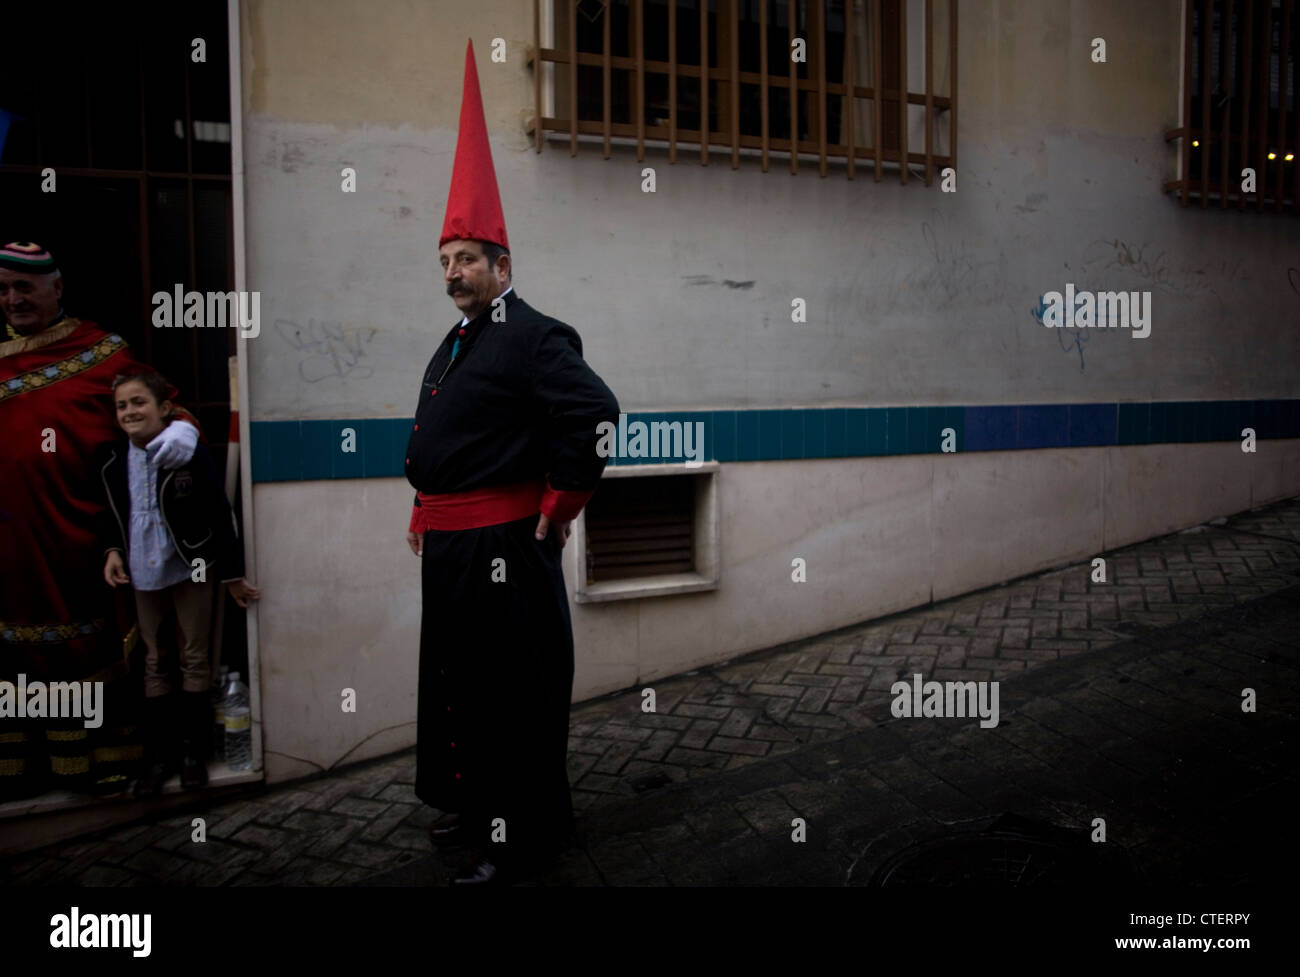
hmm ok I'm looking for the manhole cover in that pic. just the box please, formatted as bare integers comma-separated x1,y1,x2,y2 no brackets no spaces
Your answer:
870,814,1132,888
625,770,672,793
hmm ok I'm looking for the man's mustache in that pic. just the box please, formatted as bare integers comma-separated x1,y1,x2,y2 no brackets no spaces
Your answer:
447,284,470,295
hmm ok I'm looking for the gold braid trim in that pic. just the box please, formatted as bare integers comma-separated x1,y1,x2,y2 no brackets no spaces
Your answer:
0,325,124,403
0,618,107,644
0,317,80,360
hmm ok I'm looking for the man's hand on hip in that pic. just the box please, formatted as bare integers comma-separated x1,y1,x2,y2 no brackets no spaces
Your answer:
534,513,572,548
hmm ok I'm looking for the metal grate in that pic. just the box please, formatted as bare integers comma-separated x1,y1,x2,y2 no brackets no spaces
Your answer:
584,476,696,582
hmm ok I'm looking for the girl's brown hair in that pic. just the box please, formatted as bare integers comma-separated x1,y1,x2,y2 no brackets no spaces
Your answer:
110,370,175,410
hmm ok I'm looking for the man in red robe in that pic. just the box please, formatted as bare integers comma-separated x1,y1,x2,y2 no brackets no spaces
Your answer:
0,241,203,799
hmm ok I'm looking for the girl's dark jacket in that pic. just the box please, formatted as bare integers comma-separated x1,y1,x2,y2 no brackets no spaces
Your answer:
97,436,245,584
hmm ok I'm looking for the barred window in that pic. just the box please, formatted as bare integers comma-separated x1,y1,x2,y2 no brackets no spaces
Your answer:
1167,0,1298,214
530,0,957,183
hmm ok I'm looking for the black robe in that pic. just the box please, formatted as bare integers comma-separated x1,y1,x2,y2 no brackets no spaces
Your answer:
405,288,619,862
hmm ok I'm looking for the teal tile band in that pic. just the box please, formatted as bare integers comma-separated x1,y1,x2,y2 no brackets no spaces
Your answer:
250,400,1300,483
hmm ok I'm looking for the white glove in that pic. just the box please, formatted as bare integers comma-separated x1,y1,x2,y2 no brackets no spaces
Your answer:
147,420,199,468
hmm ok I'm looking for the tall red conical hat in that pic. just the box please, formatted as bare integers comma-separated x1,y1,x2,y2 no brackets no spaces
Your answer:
440,39,509,251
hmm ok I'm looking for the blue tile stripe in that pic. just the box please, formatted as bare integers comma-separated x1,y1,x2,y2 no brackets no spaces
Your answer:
250,400,1300,482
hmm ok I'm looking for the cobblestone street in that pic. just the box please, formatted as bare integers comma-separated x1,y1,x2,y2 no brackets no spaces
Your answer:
4,498,1297,886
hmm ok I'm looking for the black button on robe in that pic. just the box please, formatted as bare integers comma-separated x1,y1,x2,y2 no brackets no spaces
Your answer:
405,288,619,862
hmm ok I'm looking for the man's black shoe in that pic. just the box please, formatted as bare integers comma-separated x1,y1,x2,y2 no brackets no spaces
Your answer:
428,812,462,845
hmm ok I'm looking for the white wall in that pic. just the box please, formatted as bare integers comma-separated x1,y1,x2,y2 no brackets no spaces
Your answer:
242,0,1298,422
253,440,1299,782
237,0,1300,782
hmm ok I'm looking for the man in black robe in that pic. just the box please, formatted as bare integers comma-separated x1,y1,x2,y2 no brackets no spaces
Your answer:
404,41,619,885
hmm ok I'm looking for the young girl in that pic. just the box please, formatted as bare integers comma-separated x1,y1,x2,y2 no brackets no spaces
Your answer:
99,370,260,796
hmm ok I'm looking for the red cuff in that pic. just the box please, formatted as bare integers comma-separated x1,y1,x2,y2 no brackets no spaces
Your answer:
539,482,594,523
408,504,421,535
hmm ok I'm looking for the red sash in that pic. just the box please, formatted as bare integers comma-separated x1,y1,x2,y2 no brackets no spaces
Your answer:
411,480,544,533
409,479,596,533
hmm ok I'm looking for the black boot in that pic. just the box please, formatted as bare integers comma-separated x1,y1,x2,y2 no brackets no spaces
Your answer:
179,691,210,790
133,694,177,799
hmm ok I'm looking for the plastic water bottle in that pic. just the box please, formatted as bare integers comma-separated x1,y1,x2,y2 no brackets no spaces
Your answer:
223,672,252,771
211,666,229,762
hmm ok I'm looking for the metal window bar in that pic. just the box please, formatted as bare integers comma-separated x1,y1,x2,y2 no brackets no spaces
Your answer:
671,0,679,163
731,0,740,169
924,0,933,184
1164,0,1295,213
532,0,956,181
1239,0,1253,209
898,0,908,184
1257,0,1270,211
1221,0,1233,208
604,0,612,158
702,0,710,165
789,0,798,174
817,0,827,176
1276,0,1291,213
637,0,646,160
761,0,770,170
845,0,855,178
1202,0,1212,208
536,0,544,151
873,0,883,179
1294,1,1300,210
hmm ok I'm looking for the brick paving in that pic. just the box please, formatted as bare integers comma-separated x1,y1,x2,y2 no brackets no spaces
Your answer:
3,496,1297,886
